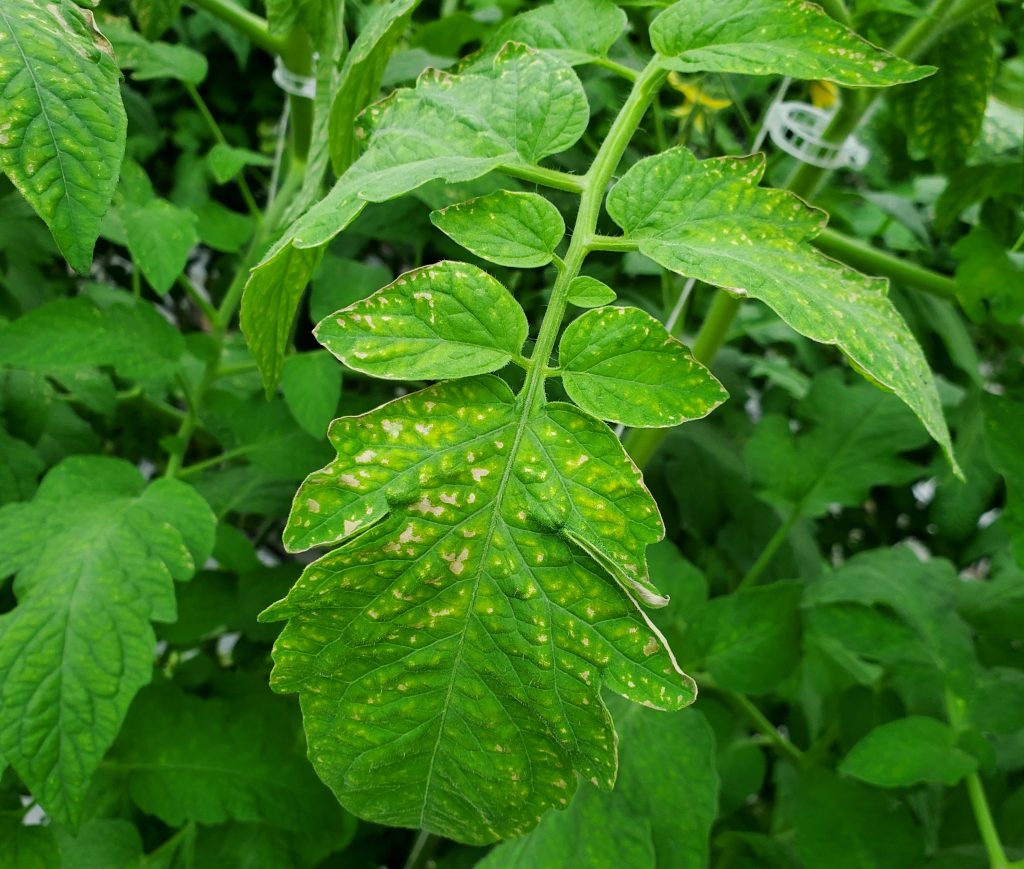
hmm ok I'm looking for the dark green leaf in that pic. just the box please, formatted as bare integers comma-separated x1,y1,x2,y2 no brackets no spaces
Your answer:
840,716,978,786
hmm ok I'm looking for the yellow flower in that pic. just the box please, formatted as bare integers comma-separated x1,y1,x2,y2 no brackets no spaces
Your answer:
809,80,839,109
665,73,732,134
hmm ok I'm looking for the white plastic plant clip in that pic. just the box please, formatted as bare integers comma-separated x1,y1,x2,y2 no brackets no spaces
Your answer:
766,100,870,171
272,55,317,99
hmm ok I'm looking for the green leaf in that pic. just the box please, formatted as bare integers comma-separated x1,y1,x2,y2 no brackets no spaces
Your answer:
281,44,588,251
104,15,208,84
983,395,1024,567
746,370,930,517
314,261,528,380
281,351,342,437
0,0,127,272
899,13,997,172
0,291,185,381
129,0,182,40
558,306,727,428
328,0,420,173
651,0,933,85
120,198,198,294
479,0,627,66
245,44,587,391
686,581,804,694
953,226,1024,325
194,200,255,253
0,426,43,506
840,716,978,787
261,376,694,843
567,276,617,308
480,705,718,868
608,147,957,473
430,191,565,268
108,684,350,832
0,819,60,869
310,255,392,323
792,769,925,868
56,819,144,869
206,143,273,184
0,457,216,825
265,0,334,46
240,242,325,395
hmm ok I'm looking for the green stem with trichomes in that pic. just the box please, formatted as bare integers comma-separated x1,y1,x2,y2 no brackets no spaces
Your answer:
186,0,285,54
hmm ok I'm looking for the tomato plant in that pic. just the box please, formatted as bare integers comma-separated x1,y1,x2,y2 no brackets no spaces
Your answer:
0,0,1022,866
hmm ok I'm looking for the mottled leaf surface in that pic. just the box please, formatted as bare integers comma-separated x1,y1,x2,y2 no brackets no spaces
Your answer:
558,306,727,428
478,0,627,66
608,147,956,470
244,44,586,390
262,376,693,843
0,0,126,272
431,191,564,268
314,262,528,380
839,717,977,787
651,0,931,85
0,457,216,825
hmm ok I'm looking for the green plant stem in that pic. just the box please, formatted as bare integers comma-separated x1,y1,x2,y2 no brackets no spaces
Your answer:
177,444,256,478
186,0,284,54
280,28,315,164
736,502,804,591
184,82,262,218
814,228,957,298
499,163,585,193
703,679,806,766
522,59,667,406
178,273,219,324
965,773,1012,869
593,56,639,82
404,830,440,869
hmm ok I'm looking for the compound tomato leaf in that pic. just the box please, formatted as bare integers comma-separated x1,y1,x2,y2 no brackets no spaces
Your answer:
0,0,126,274
430,191,565,268
261,375,693,844
314,261,528,380
558,306,727,428
328,0,420,173
477,0,628,67
566,276,617,309
245,43,586,391
607,147,957,473
839,717,977,787
651,0,933,86
0,457,216,827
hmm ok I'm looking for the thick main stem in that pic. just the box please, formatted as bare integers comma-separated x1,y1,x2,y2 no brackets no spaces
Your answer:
521,60,667,408
187,0,284,54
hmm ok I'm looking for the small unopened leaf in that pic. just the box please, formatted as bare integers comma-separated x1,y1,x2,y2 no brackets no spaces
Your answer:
567,276,617,308
558,306,727,428
0,0,127,272
281,351,342,437
431,191,564,268
262,375,692,843
651,0,932,86
315,261,528,380
207,144,273,184
0,457,216,825
840,717,977,786
608,147,956,471
121,198,198,293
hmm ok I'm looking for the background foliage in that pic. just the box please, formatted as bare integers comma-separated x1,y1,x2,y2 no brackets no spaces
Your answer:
0,0,1022,866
